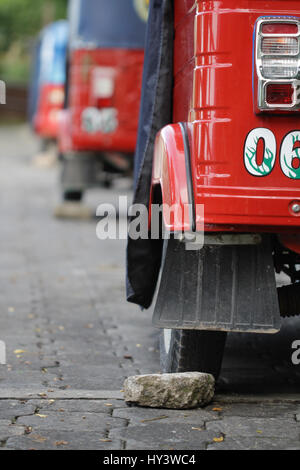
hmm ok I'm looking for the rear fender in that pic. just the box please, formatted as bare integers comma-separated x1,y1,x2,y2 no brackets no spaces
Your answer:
151,123,197,233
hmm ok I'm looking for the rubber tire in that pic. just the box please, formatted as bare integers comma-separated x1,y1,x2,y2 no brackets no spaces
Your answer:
160,328,227,380
63,190,83,202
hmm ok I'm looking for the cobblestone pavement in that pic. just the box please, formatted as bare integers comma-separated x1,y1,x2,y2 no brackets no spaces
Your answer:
0,125,299,450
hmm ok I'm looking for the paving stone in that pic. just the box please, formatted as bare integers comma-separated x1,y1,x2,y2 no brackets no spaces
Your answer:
57,366,127,390
113,406,219,425
36,399,123,413
0,400,37,420
0,420,25,440
214,403,299,419
17,412,127,433
5,432,122,450
110,423,220,450
206,416,300,440
0,371,56,388
207,437,300,451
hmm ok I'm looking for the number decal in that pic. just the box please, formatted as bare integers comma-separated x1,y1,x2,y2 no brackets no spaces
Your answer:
244,128,276,176
280,131,300,179
81,107,118,134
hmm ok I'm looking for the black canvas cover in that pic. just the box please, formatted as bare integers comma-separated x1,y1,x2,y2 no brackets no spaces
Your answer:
126,0,174,309
69,0,148,49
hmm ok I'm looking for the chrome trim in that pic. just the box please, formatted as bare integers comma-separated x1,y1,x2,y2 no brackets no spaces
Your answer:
255,17,300,111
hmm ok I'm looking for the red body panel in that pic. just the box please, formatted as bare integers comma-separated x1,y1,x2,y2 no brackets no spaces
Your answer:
64,49,144,153
34,84,64,139
154,0,300,233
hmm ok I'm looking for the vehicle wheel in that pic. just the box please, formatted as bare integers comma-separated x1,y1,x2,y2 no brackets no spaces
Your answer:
160,328,227,380
63,190,83,202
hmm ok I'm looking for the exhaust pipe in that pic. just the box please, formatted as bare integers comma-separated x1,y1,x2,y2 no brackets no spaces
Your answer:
277,284,300,318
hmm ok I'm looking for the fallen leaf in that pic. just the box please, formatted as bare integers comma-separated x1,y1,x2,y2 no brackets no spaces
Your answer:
31,434,47,443
213,436,224,443
191,427,202,431
36,414,48,418
58,326,65,331
54,441,68,447
212,407,223,412
256,430,263,434
99,439,112,443
14,349,26,354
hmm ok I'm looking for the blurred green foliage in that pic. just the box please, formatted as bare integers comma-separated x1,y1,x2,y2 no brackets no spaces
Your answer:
0,0,67,84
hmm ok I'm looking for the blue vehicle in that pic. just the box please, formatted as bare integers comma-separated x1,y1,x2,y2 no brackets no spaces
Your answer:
29,20,68,140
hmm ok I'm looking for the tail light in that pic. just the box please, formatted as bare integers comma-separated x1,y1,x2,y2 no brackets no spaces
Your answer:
48,88,65,106
255,17,300,111
91,67,115,108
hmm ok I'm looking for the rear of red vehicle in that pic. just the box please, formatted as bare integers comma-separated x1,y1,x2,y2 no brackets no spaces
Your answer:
145,0,300,378
66,49,144,153
59,0,148,199
155,0,300,235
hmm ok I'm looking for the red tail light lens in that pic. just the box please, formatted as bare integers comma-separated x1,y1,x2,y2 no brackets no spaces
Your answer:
96,97,113,108
266,83,294,105
91,67,115,109
262,23,298,35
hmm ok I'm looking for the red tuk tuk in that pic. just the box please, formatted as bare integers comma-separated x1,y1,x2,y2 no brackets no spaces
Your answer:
127,0,300,379
59,0,148,201
29,21,68,144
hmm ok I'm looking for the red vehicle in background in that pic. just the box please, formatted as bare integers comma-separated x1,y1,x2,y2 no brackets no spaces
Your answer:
29,21,68,147
127,0,300,379
59,0,148,201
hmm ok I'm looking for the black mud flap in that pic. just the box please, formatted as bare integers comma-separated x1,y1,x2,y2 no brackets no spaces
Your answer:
153,236,281,333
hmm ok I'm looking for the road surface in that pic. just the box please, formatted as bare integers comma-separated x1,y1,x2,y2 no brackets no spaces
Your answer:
0,125,299,450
